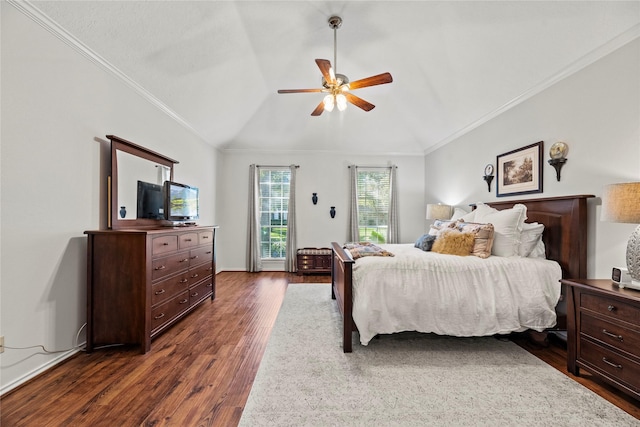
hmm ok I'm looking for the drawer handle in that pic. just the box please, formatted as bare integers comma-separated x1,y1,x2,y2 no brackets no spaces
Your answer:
155,289,165,295
179,299,188,304
154,265,166,271
206,283,212,288
202,235,209,239
185,238,192,242
191,255,199,260
191,292,199,297
206,251,212,254
162,242,169,246
180,258,189,263
602,329,623,341
607,305,616,312
180,278,188,283
602,357,622,369
154,313,165,320
191,274,199,279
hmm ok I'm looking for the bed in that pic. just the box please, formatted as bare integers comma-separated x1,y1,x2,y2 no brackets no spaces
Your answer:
331,195,594,352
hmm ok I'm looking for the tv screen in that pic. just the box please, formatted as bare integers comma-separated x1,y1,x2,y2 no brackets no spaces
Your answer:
136,181,164,219
164,181,199,222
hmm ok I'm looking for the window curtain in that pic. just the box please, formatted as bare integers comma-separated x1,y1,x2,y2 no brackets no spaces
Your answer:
285,164,297,272
246,164,262,272
348,165,359,242
387,166,399,243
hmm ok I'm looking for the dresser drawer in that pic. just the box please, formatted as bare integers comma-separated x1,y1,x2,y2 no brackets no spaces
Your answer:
581,293,640,326
580,338,640,392
189,246,213,265
198,230,213,245
581,313,640,358
189,280,213,306
151,291,189,332
189,262,213,285
151,272,190,306
152,235,178,255
178,233,199,249
152,251,190,281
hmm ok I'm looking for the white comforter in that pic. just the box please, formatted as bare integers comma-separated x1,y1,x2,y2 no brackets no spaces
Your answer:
350,244,562,345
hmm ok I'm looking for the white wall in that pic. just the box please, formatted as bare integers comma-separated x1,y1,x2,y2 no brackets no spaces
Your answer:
0,4,219,393
218,151,425,270
424,38,640,279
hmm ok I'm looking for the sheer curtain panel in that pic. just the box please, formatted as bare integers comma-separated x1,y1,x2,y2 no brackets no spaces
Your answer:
285,165,298,272
247,164,262,272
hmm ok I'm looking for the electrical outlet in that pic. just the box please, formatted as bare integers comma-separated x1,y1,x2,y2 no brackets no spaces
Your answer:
0,336,4,353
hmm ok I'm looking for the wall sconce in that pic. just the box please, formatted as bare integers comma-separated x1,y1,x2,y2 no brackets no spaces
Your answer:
483,164,494,192
330,206,336,218
312,193,318,205
426,203,452,221
548,141,568,181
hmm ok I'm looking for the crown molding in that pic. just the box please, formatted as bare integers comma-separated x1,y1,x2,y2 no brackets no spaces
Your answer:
425,23,640,156
8,0,210,144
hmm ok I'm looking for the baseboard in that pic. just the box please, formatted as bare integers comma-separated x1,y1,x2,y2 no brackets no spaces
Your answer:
0,348,82,396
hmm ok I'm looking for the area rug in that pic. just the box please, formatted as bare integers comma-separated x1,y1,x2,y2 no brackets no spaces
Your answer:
239,284,639,426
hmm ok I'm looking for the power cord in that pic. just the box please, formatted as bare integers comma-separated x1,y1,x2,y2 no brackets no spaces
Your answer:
3,323,87,354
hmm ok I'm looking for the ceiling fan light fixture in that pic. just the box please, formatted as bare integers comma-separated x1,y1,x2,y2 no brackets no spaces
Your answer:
323,95,335,112
336,94,347,111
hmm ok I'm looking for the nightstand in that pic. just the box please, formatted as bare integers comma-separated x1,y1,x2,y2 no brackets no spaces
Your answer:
562,278,640,401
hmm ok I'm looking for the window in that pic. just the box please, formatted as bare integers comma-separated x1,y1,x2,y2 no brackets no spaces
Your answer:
259,168,290,259
357,169,391,243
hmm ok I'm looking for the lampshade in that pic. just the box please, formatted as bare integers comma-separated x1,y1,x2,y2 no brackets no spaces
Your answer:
602,182,640,223
323,95,335,112
601,182,640,288
426,204,452,220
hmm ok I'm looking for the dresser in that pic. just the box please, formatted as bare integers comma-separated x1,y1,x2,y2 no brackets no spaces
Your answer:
296,247,332,275
563,278,640,400
85,226,217,353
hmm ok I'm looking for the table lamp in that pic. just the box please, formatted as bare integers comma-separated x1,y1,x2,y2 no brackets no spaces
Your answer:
601,182,640,289
426,203,452,221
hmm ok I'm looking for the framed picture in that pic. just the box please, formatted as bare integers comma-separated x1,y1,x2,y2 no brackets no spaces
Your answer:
496,141,543,197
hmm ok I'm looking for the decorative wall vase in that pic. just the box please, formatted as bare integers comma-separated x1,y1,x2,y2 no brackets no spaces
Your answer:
119,206,127,218
330,206,336,218
312,193,318,205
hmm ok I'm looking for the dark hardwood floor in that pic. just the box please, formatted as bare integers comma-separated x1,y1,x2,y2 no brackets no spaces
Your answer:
2,272,638,426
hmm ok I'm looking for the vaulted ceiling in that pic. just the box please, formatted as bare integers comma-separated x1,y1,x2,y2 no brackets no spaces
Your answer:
30,1,640,154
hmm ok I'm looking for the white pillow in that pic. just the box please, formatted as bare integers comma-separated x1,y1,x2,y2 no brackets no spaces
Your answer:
519,222,545,257
450,207,470,221
528,238,547,258
472,203,527,257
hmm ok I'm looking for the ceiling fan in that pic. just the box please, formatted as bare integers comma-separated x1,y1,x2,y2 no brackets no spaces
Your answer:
277,16,393,116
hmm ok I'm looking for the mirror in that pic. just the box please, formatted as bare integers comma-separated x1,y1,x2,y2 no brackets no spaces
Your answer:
108,135,178,229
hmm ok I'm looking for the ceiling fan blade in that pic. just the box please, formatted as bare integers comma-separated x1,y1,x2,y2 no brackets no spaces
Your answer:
311,100,325,116
315,59,335,84
344,92,375,112
348,72,393,90
277,88,324,94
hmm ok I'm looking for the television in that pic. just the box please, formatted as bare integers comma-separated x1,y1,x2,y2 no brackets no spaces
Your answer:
164,181,199,222
136,181,164,220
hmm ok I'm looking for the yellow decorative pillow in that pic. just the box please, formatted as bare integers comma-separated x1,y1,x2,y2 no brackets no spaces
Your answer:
431,229,476,256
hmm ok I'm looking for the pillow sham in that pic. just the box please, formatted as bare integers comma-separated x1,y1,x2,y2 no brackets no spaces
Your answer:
431,229,476,256
450,207,470,221
415,234,437,252
528,238,547,258
456,221,495,259
472,203,527,257
519,222,545,257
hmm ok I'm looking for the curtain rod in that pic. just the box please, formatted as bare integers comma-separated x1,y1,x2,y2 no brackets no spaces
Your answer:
348,165,397,169
256,164,299,168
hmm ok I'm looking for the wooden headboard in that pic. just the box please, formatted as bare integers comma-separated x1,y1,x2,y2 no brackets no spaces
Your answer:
483,195,594,280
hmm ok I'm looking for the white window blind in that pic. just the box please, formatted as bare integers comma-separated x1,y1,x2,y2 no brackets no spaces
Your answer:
357,168,391,243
